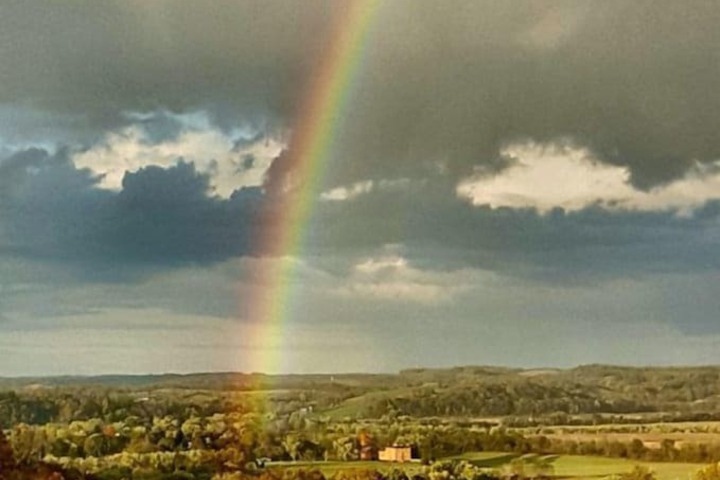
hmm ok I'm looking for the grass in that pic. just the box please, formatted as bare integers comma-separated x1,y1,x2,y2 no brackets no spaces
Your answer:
268,460,424,476
532,421,720,435
267,451,705,480
550,455,699,480
450,452,703,480
319,387,417,420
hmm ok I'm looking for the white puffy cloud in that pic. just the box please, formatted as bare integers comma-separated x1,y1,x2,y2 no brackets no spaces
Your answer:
457,142,720,214
320,180,374,201
73,111,284,197
319,178,422,202
332,251,479,304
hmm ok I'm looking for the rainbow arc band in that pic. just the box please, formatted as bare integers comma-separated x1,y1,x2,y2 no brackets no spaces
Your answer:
246,0,382,375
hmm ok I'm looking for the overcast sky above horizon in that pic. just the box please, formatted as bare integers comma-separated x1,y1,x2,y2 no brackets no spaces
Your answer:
1,0,720,376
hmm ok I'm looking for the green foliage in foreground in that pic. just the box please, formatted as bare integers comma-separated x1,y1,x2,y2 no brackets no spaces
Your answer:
0,451,715,480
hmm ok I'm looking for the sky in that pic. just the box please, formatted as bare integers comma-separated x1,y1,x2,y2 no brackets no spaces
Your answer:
1,0,720,376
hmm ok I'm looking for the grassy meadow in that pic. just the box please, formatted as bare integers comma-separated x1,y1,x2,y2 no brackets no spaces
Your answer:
268,452,704,480
452,452,703,480
267,460,426,476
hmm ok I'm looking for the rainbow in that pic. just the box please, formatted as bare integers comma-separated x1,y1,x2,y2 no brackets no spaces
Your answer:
246,0,382,375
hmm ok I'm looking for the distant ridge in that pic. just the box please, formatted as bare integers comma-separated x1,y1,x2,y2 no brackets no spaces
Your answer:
5,365,720,420
2,364,720,390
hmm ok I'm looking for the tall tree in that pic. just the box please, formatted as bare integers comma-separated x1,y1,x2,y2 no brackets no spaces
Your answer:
0,430,16,480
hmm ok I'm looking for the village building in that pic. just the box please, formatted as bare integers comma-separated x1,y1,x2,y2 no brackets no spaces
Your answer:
378,445,413,462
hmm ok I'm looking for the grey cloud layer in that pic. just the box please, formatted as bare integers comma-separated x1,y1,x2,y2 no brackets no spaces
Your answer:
0,0,333,138
0,150,261,279
3,1,720,374
1,1,719,187
1,150,718,285
310,182,720,281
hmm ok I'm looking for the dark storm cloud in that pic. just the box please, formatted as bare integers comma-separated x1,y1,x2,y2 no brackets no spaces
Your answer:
125,111,186,145
1,1,719,186
331,0,720,189
1,0,719,284
0,0,335,139
2,147,716,285
0,149,262,280
307,181,720,282
0,147,108,261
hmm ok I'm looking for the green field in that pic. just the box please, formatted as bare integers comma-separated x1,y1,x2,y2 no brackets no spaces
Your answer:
268,453,703,480
319,387,418,420
452,452,703,480
268,460,424,476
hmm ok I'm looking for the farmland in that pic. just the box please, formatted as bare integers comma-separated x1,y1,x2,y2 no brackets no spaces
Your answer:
452,453,702,480
4,366,720,480
263,453,703,480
